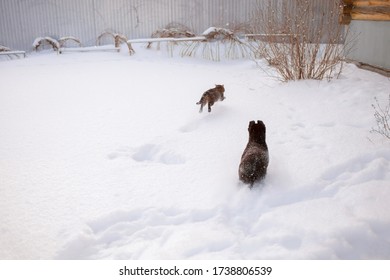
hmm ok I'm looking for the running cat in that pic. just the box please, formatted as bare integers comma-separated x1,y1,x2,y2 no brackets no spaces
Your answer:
196,84,225,113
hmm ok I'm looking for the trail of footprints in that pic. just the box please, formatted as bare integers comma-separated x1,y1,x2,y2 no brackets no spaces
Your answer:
108,119,203,165
108,144,186,165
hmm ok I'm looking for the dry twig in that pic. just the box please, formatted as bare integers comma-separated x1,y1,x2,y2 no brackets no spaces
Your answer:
371,94,390,140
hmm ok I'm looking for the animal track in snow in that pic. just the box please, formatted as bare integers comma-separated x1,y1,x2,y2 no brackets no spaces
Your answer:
108,144,185,165
56,206,220,259
320,150,390,192
290,122,305,131
318,122,335,128
179,120,201,133
132,144,186,165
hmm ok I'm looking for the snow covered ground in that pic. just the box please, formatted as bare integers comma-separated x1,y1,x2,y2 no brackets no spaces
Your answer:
1,44,389,260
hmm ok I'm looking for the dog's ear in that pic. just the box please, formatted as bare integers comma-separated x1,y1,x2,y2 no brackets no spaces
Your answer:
257,120,266,133
257,120,265,126
248,120,255,131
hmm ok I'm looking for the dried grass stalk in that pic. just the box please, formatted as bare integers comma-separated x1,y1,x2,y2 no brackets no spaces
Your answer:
0,45,11,52
97,32,135,55
59,36,82,48
181,27,250,61
147,23,195,50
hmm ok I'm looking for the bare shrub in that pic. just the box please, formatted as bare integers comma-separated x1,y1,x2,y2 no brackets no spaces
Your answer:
371,94,390,141
250,0,351,81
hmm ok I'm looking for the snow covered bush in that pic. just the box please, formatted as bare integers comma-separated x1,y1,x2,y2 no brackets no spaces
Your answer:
147,22,196,49
250,0,351,81
33,37,60,51
371,94,390,141
181,27,249,61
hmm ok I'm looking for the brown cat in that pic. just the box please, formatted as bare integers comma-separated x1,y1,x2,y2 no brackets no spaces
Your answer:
239,120,269,187
196,84,225,113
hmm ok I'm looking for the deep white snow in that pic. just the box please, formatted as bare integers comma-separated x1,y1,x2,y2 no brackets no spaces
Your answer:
0,44,389,259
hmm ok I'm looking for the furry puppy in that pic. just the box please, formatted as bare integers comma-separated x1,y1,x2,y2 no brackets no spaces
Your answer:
196,84,225,113
239,120,269,187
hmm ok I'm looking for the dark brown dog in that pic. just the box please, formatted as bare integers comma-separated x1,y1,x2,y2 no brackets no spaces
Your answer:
239,120,269,187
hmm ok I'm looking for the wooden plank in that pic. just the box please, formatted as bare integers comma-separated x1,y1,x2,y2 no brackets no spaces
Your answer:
346,59,390,77
351,6,390,20
351,12,390,20
341,0,390,21
353,0,390,7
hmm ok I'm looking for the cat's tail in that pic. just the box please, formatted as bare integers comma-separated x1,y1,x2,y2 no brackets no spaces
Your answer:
196,97,204,113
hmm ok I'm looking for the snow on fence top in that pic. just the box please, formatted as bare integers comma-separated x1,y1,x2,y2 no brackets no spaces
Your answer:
127,36,206,44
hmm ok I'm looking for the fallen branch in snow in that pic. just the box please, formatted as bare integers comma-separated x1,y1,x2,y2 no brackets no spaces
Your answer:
371,94,390,141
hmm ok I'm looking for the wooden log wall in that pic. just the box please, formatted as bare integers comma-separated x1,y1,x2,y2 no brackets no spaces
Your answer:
340,0,390,24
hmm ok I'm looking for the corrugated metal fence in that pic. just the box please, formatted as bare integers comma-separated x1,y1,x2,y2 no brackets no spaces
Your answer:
1,0,258,51
1,0,338,52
